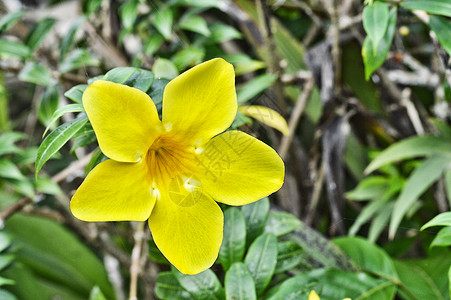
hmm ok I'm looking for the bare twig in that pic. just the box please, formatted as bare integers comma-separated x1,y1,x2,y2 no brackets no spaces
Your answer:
129,221,146,300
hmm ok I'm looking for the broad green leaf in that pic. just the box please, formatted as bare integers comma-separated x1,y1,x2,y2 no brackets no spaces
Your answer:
173,269,224,300
225,262,256,300
35,116,89,175
237,74,277,104
265,273,315,300
365,135,451,174
0,10,24,32
103,67,155,92
0,289,17,300
43,104,84,137
0,39,30,58
143,34,164,56
18,62,52,86
362,7,396,80
208,23,242,43
241,197,269,245
35,176,62,195
264,212,301,236
89,286,107,300
430,227,451,248
244,233,277,295
172,47,205,70
238,105,288,135
60,17,85,61
64,84,87,104
120,0,139,31
38,85,59,126
363,1,389,51
401,0,451,18
422,212,451,230
155,272,193,300
346,176,388,201
59,49,100,73
149,78,170,106
274,241,303,273
152,58,179,80
222,54,265,76
25,18,56,51
0,159,25,181
0,232,12,252
390,155,451,238
152,8,173,40
430,16,451,56
219,208,246,271
179,13,210,36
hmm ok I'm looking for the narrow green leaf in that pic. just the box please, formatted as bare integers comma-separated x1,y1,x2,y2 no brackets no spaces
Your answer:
430,15,451,56
43,104,84,137
38,85,59,126
422,212,451,230
363,1,389,51
35,176,62,195
237,74,277,104
0,10,25,32
346,176,388,201
275,241,303,273
430,227,451,248
401,0,451,18
264,212,301,236
365,135,451,174
103,67,155,92
179,13,210,36
349,200,386,236
64,84,87,104
390,155,451,238
0,132,26,156
0,254,14,272
219,208,246,271
173,269,224,300
0,158,25,181
60,17,85,61
152,8,173,40
59,49,100,73
152,58,179,80
18,62,52,86
25,18,56,51
225,262,256,300
35,116,88,176
89,286,107,300
0,232,12,252
0,39,30,58
241,197,269,245
368,203,393,242
85,148,106,175
120,0,139,31
244,233,277,295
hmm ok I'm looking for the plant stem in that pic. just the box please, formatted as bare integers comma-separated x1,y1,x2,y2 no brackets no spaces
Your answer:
129,221,146,300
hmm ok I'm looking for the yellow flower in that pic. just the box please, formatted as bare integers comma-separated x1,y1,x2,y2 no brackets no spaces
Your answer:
309,290,320,300
70,58,285,274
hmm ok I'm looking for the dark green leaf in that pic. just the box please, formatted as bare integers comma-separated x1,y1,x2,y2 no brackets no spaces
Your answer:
152,8,173,40
60,17,85,61
0,10,25,33
173,269,224,300
59,49,100,73
18,62,52,86
38,85,59,126
43,104,84,137
219,208,246,271
85,148,106,175
148,238,169,264
143,34,164,56
275,241,303,273
64,84,88,104
401,0,451,17
363,1,389,50
237,74,277,104
155,272,193,300
430,15,451,56
0,39,30,59
149,78,170,105
103,67,154,92
25,18,56,51
225,262,256,300
35,116,89,176
244,233,277,295
241,197,269,245
264,212,301,236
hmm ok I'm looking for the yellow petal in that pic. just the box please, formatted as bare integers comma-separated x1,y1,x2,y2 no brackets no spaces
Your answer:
162,58,237,146
239,105,289,136
71,159,155,221
196,130,284,206
148,175,223,275
83,80,162,162
309,290,320,300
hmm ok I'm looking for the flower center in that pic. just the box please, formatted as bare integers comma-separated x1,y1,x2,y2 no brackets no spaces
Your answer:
146,134,196,190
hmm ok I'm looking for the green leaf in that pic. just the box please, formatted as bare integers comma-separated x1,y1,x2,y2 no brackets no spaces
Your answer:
0,132,26,156
0,232,12,252
173,269,224,300
85,148,106,175
64,84,88,104
219,208,246,271
18,62,52,86
148,238,169,264
0,277,15,287
149,78,170,105
89,286,107,300
275,241,303,273
152,58,179,80
120,0,139,31
346,176,388,201
208,23,242,43
0,254,14,272
38,85,59,126
103,67,155,92
35,176,62,195
401,0,451,17
0,158,25,181
430,227,451,248
0,289,17,300
222,54,265,76
60,17,85,61
430,15,451,56
365,135,451,174
363,1,389,51
83,0,104,16
349,200,386,236
390,155,451,238
0,39,30,58
244,233,277,295
25,18,56,51
143,34,164,56
0,10,25,32
265,273,314,300
59,49,100,73
241,197,269,245
225,262,256,300
179,13,210,36
422,212,451,230
43,104,84,137
172,47,205,70
35,116,89,176
155,272,193,300
152,8,173,40
70,124,96,155
264,212,301,236
237,74,277,104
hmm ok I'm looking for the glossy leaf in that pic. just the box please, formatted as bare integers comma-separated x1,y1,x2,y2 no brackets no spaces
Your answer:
275,241,303,273
43,104,84,137
241,197,269,245
422,212,451,230
155,272,193,300
237,74,277,104
219,208,246,271
25,18,56,51
430,227,451,248
173,269,224,300
264,212,301,237
225,262,256,300
64,84,88,104
430,15,451,56
363,1,389,51
401,0,451,17
59,49,100,73
18,63,52,86
103,67,154,92
244,233,277,295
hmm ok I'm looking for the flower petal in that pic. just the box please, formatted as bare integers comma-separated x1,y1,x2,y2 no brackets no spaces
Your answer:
149,175,223,274
162,58,237,145
83,80,162,162
71,159,155,221
196,130,284,206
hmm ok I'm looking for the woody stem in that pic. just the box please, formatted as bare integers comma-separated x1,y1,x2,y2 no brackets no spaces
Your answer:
129,221,145,300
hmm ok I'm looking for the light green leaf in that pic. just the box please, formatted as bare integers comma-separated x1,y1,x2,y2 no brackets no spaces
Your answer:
89,286,107,300
179,13,210,36
152,58,179,80
103,67,155,92
25,18,56,51
365,135,451,174
430,15,451,56
222,54,265,76
0,159,25,181
60,17,85,61
120,0,139,31
64,84,87,104
0,39,30,58
241,197,269,245
155,272,193,300
225,262,256,300
363,1,389,51
401,0,451,17
422,212,451,230
390,155,451,238
346,176,388,201
349,200,387,237
83,0,103,16
59,49,100,73
244,233,277,295
237,74,277,104
0,10,25,32
208,23,242,43
368,203,393,242
264,212,301,236
430,227,451,248
219,208,246,271
0,132,26,156
35,176,62,195
0,254,14,272
172,47,205,70
35,116,89,176
173,269,224,300
38,85,59,126
18,62,52,86
0,232,12,252
43,104,84,137
0,289,17,300
152,8,173,40
275,241,303,273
